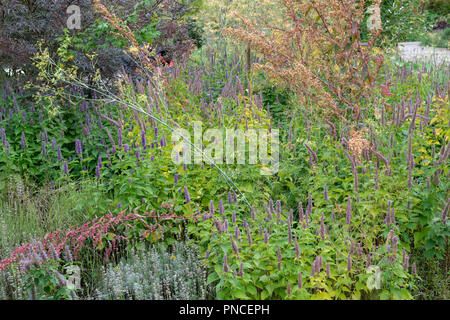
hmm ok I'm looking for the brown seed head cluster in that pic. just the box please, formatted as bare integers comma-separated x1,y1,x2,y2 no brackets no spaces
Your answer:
348,129,370,159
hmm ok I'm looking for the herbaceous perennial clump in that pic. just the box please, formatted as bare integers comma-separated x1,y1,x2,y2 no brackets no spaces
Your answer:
92,241,214,300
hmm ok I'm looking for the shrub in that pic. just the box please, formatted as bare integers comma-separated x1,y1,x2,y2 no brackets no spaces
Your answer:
223,0,385,122
191,197,416,300
91,241,214,300
0,0,203,82
424,0,450,16
360,0,427,44
0,84,121,183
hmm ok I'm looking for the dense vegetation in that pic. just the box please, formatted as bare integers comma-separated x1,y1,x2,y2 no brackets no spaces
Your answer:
0,0,448,300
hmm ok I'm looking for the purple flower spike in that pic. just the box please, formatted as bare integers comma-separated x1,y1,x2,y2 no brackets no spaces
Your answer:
141,131,147,149
174,173,178,185
294,237,300,260
21,132,26,151
124,144,130,153
154,126,159,138
345,196,352,225
184,186,191,203
98,156,103,169
56,146,63,162
298,202,304,222
13,95,19,113
307,194,312,216
95,166,100,180
41,140,46,157
228,191,232,204
219,200,224,215
223,254,229,272
63,161,69,175
75,139,82,156
234,225,241,239
238,262,244,277
43,129,48,144
277,245,282,270
209,200,215,215
246,226,252,246
231,235,239,258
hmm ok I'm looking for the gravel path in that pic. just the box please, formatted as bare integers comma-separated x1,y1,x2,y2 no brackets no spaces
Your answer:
397,42,450,65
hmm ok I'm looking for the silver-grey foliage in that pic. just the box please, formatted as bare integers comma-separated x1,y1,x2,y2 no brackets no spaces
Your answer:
92,241,214,300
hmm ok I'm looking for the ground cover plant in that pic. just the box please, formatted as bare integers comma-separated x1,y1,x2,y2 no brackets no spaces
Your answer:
0,0,448,300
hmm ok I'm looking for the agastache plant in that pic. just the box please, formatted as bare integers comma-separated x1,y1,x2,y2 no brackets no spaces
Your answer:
75,139,82,156
219,200,225,215
20,132,26,151
231,235,240,258
298,202,305,223
346,196,352,225
223,254,229,272
210,200,215,216
184,186,191,203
